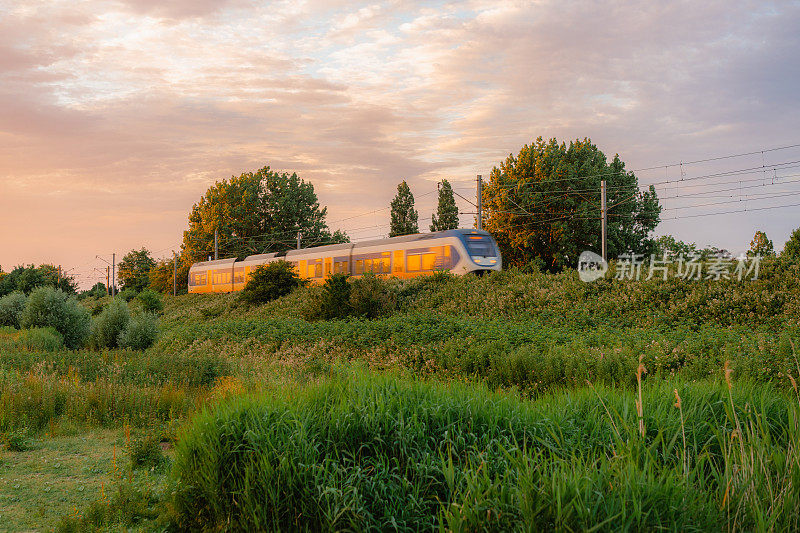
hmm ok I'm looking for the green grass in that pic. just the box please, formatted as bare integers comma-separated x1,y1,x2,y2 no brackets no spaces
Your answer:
168,370,800,531
0,428,158,532
1,266,799,530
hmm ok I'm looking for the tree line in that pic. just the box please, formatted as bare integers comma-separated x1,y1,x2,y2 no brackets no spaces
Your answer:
5,137,799,297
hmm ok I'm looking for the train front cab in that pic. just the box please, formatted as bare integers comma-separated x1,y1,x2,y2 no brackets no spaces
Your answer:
455,230,501,274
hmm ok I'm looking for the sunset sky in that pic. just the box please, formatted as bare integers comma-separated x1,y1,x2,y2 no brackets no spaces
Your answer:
2,0,799,288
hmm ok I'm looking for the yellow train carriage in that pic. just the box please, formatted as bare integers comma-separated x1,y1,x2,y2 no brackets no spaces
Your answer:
188,229,501,294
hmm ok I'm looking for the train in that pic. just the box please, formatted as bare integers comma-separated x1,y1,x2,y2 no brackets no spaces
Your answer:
188,229,502,294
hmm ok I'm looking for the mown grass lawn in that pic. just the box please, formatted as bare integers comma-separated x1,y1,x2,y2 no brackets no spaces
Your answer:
0,429,123,531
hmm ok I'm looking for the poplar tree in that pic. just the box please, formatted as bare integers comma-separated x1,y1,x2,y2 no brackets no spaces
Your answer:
389,181,419,237
430,179,459,231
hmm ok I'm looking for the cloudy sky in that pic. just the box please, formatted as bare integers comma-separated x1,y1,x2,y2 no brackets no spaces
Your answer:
1,0,799,287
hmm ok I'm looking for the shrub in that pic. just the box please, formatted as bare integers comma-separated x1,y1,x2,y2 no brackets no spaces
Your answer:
130,433,167,469
241,261,307,305
118,312,159,350
119,288,138,302
90,298,130,349
0,291,27,328
350,273,397,318
136,289,164,314
19,287,91,349
0,327,64,352
318,274,352,320
2,428,31,452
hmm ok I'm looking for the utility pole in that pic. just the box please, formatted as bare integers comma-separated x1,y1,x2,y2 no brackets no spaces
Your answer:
297,230,301,250
106,266,110,295
173,251,178,296
476,174,483,231
600,180,607,262
111,253,116,296
214,229,218,260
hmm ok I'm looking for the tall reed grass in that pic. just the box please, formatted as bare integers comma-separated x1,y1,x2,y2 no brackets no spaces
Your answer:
168,370,800,531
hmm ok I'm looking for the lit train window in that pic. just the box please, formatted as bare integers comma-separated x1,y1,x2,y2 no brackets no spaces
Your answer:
307,264,316,278
355,260,364,275
407,254,421,271
315,263,323,278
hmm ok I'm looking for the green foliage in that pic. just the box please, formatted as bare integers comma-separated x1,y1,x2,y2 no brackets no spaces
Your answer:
130,434,167,469
19,287,91,349
118,248,156,292
349,273,398,319
484,137,661,270
654,234,698,258
118,312,159,351
749,230,775,257
430,179,459,231
0,291,27,328
148,256,189,295
57,481,161,531
0,264,77,296
118,287,138,302
390,180,419,237
168,372,800,531
782,227,800,262
136,289,164,314
2,428,31,452
241,261,307,305
90,298,130,349
80,282,107,300
0,326,63,351
181,166,348,262
318,274,352,320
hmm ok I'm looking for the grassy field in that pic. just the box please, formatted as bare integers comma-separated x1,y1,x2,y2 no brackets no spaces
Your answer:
1,265,799,531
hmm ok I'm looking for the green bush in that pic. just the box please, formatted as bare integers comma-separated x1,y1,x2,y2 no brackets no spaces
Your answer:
118,312,159,350
350,273,397,318
136,289,164,314
0,326,64,352
0,291,27,328
118,288,138,302
318,274,352,320
130,433,167,469
90,298,130,349
2,428,31,452
19,287,91,349
241,261,307,305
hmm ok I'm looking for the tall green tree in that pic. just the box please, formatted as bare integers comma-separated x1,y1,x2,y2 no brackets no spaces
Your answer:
782,227,800,262
483,137,661,271
389,181,419,237
182,166,348,262
430,179,459,232
748,231,775,257
117,248,156,292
